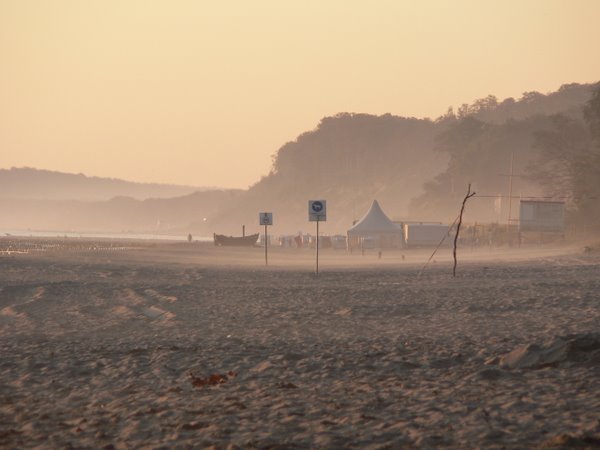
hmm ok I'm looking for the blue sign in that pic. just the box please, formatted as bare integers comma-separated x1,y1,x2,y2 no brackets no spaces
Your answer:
308,200,327,221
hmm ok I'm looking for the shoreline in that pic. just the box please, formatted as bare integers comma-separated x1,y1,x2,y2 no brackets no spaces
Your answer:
0,235,589,267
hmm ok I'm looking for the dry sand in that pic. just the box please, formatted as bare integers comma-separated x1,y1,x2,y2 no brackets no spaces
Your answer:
1,238,599,449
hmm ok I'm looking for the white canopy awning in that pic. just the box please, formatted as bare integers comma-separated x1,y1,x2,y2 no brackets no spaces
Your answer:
347,200,401,235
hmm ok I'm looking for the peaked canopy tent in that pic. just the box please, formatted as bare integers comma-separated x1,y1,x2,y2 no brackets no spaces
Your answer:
347,200,403,249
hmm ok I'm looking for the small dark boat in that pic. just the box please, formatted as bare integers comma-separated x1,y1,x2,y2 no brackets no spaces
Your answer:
213,233,259,247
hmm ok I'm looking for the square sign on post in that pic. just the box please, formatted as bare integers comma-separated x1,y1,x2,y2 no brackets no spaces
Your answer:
308,200,327,222
259,212,273,266
259,212,273,226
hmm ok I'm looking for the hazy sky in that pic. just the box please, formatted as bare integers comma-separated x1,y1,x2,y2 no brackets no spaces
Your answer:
1,0,599,188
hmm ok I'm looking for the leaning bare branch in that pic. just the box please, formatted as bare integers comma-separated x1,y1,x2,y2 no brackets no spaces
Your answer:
453,184,476,277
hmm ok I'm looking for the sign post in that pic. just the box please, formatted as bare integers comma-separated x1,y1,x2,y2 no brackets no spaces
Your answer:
308,200,327,274
259,212,273,266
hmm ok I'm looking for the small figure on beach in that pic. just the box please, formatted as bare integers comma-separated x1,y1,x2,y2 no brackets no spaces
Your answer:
187,233,193,243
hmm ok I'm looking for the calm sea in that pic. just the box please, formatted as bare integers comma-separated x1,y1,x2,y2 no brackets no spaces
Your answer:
1,229,212,242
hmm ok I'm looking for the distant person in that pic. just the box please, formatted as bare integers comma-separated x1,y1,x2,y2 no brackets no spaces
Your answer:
188,233,192,243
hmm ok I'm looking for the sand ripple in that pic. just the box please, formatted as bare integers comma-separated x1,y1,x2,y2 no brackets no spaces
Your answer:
1,252,599,448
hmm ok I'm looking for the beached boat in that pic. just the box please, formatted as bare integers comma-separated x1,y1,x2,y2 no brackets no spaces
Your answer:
213,233,259,247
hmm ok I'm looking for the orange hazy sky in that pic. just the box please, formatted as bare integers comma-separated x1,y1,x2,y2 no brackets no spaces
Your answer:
1,0,599,188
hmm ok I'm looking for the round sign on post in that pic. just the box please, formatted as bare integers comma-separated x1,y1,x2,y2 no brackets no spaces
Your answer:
308,200,327,274
308,200,327,222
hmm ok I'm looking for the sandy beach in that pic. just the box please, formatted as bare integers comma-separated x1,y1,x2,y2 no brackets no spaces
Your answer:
1,238,599,449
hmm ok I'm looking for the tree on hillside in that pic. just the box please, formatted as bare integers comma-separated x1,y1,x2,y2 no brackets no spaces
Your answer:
584,84,600,144
577,84,600,226
444,84,594,124
529,115,592,199
530,84,600,230
410,115,550,222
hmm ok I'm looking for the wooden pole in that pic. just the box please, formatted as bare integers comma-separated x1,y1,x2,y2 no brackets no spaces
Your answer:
453,184,476,277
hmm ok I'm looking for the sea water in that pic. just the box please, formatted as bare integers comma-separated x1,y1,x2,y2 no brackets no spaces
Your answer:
0,229,212,242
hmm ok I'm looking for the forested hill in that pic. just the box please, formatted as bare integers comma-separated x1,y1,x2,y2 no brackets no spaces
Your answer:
446,82,593,124
2,82,597,235
0,167,207,201
208,113,447,234
208,82,598,235
0,189,243,233
410,82,599,224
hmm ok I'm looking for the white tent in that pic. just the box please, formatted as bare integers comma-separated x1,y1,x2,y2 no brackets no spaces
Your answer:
347,200,403,249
